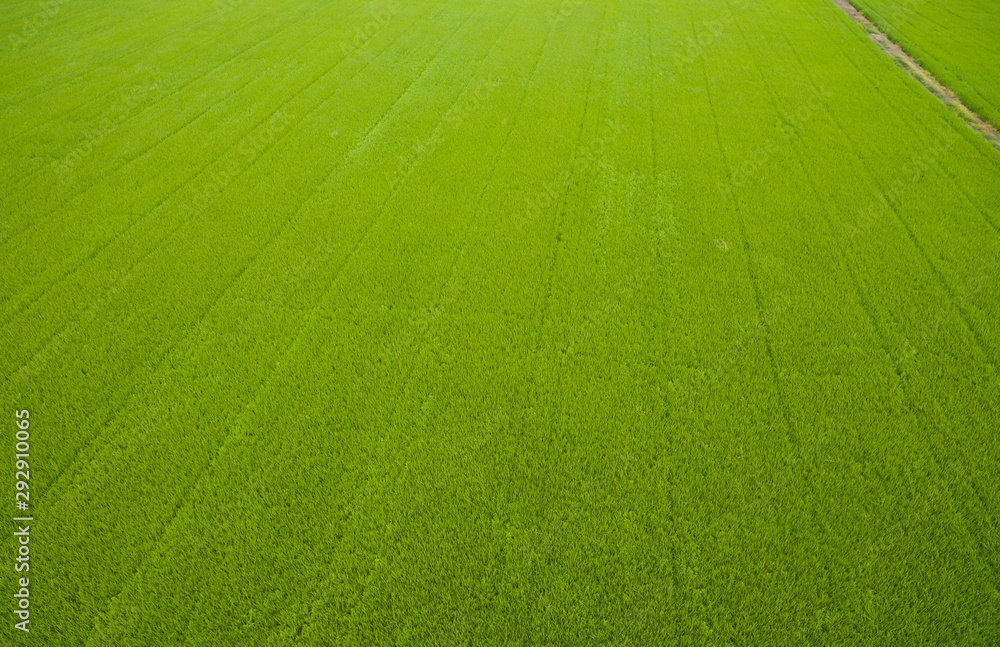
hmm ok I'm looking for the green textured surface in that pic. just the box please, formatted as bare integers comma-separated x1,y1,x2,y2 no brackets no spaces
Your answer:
850,0,1000,128
2,0,999,644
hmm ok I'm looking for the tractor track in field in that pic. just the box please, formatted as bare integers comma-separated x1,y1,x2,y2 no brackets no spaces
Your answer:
832,0,1000,152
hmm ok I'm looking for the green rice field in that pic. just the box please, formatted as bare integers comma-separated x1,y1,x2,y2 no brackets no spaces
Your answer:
850,0,1000,129
2,0,999,645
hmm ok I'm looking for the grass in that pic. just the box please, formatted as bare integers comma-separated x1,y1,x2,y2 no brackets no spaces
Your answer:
2,0,999,645
848,0,1000,129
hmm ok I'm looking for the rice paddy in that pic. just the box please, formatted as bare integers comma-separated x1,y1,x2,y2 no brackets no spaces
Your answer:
849,0,1000,128
2,0,999,645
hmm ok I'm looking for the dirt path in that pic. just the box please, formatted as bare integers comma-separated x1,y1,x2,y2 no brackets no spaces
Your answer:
831,0,1000,151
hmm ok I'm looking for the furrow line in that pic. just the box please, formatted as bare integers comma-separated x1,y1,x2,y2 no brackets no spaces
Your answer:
831,0,1000,149
275,2,563,638
1,0,424,337
2,0,286,113
727,0,964,586
76,2,496,640
814,0,1000,230
754,0,1000,587
690,7,798,445
32,0,452,507
346,1,525,442
2,0,356,213
529,0,608,375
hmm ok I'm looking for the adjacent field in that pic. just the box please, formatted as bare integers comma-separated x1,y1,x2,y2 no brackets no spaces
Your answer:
849,0,1000,128
2,0,999,645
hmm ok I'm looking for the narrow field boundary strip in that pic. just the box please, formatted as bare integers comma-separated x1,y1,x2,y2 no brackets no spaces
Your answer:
831,0,1000,151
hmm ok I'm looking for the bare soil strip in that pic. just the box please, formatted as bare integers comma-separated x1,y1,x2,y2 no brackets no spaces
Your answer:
832,0,1000,151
